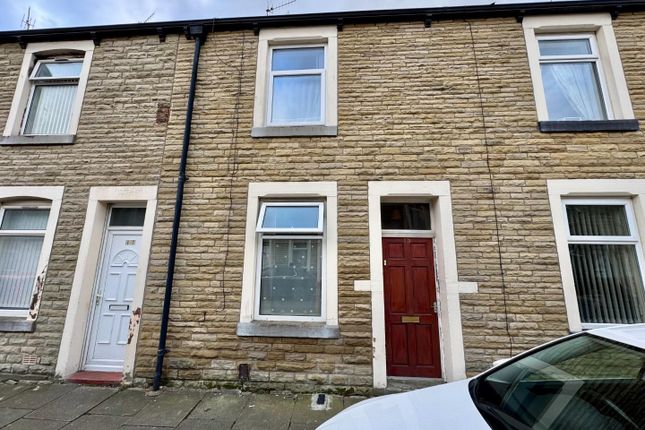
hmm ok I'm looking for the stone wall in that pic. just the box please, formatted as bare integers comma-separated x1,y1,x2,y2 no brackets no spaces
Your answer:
134,12,645,392
1,11,644,392
0,35,179,375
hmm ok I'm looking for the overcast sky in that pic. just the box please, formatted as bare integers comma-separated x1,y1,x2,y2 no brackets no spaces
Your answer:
1,0,563,31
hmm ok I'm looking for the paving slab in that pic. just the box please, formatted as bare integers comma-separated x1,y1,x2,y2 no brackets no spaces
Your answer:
187,391,248,427
0,385,30,403
62,414,130,429
176,418,234,429
289,394,344,430
232,394,295,430
126,390,205,428
0,384,77,410
121,426,175,430
26,386,117,421
89,389,150,416
343,396,367,408
0,408,31,427
4,418,67,430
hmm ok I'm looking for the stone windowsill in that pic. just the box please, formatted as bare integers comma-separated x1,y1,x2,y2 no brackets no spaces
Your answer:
236,321,339,339
0,318,35,333
251,125,337,138
538,119,639,133
1,135,75,145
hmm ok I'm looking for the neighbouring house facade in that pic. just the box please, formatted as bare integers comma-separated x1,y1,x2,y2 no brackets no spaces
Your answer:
0,0,644,393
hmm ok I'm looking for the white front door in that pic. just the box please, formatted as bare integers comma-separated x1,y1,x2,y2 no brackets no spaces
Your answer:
84,228,142,371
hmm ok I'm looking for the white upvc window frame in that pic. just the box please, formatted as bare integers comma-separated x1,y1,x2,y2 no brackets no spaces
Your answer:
239,182,338,327
0,186,64,320
537,33,613,121
256,201,324,233
0,204,50,316
266,44,327,127
562,198,645,329
252,26,338,137
21,58,84,136
547,180,645,332
522,14,635,122
254,202,326,322
3,40,94,139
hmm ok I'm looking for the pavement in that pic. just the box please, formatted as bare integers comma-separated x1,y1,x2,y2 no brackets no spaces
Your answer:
0,382,365,429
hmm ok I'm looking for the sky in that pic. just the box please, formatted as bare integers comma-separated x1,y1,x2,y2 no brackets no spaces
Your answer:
0,0,555,31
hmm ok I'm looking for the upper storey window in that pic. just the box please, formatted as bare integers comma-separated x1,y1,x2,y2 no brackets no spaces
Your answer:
23,59,83,135
269,47,325,125
2,40,94,145
538,35,608,121
252,27,338,137
523,14,638,132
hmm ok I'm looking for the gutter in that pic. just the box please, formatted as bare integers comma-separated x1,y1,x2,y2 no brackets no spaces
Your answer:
152,24,205,391
1,0,644,45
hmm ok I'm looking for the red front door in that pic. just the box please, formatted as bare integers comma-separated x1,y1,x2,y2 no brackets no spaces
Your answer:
383,237,441,378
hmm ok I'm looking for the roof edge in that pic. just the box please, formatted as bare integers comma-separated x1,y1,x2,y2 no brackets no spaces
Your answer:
0,0,643,45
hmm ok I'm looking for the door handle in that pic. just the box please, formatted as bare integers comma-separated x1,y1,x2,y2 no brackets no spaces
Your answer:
95,293,103,306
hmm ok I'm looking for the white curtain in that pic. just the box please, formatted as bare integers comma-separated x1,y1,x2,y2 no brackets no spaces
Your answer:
0,236,44,309
24,84,77,135
541,62,605,121
271,75,321,123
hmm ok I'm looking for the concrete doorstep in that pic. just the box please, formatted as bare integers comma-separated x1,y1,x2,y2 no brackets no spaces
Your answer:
0,382,365,429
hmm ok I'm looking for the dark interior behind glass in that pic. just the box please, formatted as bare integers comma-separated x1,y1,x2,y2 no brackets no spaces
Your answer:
470,333,645,430
381,203,431,230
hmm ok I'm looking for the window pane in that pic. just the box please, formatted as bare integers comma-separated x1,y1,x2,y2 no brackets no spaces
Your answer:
569,244,645,324
261,205,320,230
272,48,324,71
109,207,146,227
474,334,645,429
538,39,592,56
541,62,606,121
34,61,82,78
259,238,322,316
271,75,322,123
24,84,77,135
0,236,44,309
567,205,630,236
381,203,431,230
1,209,49,230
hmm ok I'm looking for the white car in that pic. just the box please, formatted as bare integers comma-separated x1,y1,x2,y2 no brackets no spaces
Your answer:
318,324,645,430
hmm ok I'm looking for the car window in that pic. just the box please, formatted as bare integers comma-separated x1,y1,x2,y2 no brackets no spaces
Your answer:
470,333,645,430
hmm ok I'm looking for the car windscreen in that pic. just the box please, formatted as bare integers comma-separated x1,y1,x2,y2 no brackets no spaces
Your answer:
469,333,645,430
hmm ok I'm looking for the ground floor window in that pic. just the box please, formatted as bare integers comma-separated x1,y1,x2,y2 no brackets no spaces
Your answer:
0,205,51,311
547,180,645,331
238,182,338,335
564,199,645,325
256,202,324,318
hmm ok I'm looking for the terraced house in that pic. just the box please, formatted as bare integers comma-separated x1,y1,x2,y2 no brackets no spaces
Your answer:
0,0,644,394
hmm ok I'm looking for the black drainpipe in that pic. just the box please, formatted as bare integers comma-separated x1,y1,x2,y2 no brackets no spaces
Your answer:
152,24,205,391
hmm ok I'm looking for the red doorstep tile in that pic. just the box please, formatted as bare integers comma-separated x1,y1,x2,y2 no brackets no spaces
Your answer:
66,371,123,386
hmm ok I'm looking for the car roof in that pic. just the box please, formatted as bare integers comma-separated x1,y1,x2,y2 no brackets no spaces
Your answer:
589,324,645,350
